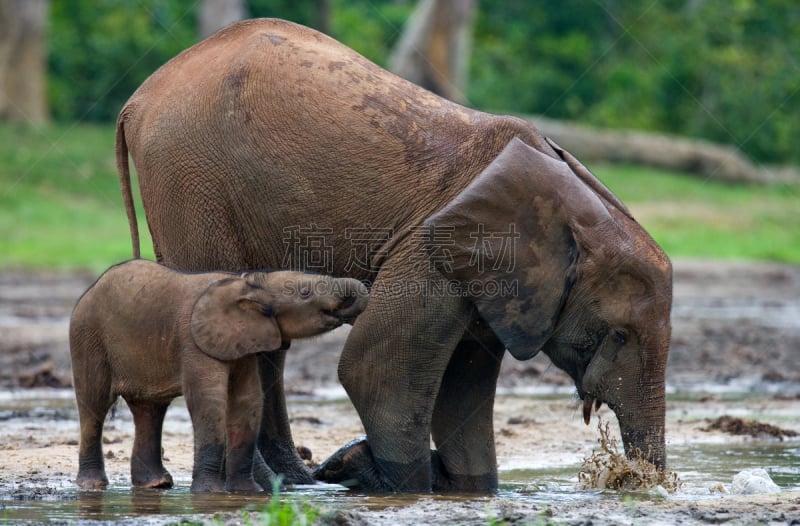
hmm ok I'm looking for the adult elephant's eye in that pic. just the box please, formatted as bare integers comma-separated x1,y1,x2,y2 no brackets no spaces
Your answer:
612,330,627,346
573,328,600,356
300,287,312,298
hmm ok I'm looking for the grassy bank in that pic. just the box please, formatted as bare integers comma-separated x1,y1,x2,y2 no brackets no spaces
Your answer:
594,165,800,263
0,123,153,272
1,123,798,272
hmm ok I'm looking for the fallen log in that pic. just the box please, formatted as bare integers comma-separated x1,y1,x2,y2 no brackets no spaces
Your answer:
527,115,799,184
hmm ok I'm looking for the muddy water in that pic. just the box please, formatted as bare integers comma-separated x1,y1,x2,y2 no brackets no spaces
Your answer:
2,391,799,525
4,453,799,524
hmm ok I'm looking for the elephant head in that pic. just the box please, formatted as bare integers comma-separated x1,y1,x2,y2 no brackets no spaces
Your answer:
191,271,369,361
246,271,370,339
424,137,672,469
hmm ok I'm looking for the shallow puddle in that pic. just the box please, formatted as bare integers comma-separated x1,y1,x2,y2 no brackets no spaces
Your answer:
3,441,799,523
1,390,798,524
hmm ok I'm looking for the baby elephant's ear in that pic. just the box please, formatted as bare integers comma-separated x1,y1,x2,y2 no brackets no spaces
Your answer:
190,278,282,361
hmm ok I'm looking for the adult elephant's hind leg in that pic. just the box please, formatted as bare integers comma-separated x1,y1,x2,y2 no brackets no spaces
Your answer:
430,328,505,491
256,350,314,485
316,275,469,491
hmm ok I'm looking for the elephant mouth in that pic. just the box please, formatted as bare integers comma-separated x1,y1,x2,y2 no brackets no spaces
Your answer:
320,310,347,327
321,296,362,325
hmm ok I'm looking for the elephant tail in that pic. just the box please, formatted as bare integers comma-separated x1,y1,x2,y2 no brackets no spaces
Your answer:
115,114,140,259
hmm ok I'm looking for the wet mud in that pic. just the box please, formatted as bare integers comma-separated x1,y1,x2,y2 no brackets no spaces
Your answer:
1,260,799,524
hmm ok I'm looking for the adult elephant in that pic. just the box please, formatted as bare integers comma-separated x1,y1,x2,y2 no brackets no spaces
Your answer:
117,18,672,492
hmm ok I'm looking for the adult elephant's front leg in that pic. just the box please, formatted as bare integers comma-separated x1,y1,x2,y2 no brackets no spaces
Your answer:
316,275,469,491
430,328,505,491
256,350,314,485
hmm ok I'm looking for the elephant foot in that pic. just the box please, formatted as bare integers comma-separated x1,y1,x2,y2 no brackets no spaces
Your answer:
190,474,226,493
253,448,285,492
132,466,174,489
430,451,498,493
313,439,496,492
312,437,395,491
225,477,263,494
259,442,314,486
76,471,109,490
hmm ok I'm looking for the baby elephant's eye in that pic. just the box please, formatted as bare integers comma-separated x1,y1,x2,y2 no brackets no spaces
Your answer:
612,330,627,346
299,287,312,298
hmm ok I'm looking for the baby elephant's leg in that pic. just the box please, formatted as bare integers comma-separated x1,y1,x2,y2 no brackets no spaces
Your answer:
224,355,263,493
73,340,114,489
183,355,229,492
127,399,173,488
75,393,115,489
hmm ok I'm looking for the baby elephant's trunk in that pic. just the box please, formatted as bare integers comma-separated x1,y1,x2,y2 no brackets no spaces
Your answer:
331,279,369,323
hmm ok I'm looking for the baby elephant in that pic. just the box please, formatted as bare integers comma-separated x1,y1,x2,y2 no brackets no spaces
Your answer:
70,259,367,492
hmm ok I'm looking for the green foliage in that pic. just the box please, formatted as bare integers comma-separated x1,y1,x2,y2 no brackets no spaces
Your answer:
45,0,414,122
48,0,196,122
470,0,800,164
46,1,799,164
246,478,321,526
248,0,323,28
328,0,415,66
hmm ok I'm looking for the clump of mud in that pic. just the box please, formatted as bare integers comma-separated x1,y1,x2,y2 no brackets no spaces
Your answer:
16,361,72,388
578,420,681,492
702,415,798,440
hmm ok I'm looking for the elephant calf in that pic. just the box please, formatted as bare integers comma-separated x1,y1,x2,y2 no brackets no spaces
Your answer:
69,259,367,492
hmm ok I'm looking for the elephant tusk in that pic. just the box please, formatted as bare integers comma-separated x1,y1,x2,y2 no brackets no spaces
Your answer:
583,397,593,425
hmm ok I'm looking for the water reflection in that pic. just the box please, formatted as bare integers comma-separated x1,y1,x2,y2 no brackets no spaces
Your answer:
68,486,277,520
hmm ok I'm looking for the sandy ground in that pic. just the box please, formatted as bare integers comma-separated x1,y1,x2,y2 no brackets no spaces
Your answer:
1,259,799,524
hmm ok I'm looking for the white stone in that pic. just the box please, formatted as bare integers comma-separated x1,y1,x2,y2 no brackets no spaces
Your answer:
730,468,781,495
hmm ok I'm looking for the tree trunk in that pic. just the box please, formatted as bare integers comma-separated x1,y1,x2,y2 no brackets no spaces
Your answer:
198,0,247,40
0,0,48,123
389,0,476,104
528,115,796,184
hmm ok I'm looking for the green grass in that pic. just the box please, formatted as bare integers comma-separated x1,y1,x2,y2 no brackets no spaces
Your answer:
1,122,798,272
0,122,153,272
594,165,800,263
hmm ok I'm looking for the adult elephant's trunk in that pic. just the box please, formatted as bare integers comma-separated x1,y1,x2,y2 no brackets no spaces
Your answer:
615,376,667,470
579,327,670,472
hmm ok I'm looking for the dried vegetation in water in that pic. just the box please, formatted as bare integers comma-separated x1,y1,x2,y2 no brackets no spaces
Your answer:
701,415,798,440
577,420,681,492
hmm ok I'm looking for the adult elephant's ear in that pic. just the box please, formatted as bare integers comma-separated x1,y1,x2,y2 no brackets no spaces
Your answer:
423,137,612,360
190,278,282,361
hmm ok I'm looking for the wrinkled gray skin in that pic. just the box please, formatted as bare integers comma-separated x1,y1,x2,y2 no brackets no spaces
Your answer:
116,19,673,492
70,259,367,493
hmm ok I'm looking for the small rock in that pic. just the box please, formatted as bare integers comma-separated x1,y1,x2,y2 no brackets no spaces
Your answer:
730,468,780,495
